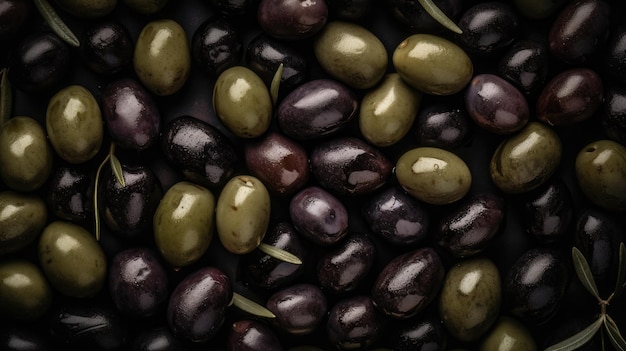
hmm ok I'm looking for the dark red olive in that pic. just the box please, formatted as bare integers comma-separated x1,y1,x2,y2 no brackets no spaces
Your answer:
602,85,626,145
46,165,93,223
289,186,349,246
0,0,31,45
81,20,133,75
326,295,384,350
388,0,461,34
606,26,626,84
0,327,50,351
389,316,447,351
257,0,328,40
192,16,242,76
227,319,283,351
521,178,574,244
456,2,519,56
497,40,550,94
130,327,188,351
266,283,328,335
414,104,471,150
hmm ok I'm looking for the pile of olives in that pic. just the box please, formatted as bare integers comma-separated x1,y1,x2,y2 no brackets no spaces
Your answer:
1,0,626,349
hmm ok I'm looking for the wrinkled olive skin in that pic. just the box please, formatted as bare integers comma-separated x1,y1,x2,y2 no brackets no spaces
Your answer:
46,165,93,223
130,327,187,351
602,86,626,144
504,248,569,325
168,267,232,343
0,327,50,351
277,79,357,140
521,178,574,244
575,140,626,211
396,147,472,205
479,316,537,351
490,122,562,194
0,0,31,45
439,258,501,342
537,68,604,126
54,0,117,18
359,73,422,147
266,283,328,335
549,0,611,64
314,21,387,89
362,186,429,247
310,137,392,196
316,233,376,295
514,0,565,19
123,0,169,15
289,186,349,246
257,0,328,40
192,16,242,76
372,247,444,319
498,40,549,94
228,319,283,351
153,181,215,268
456,2,519,56
437,192,505,258
216,175,270,254
326,296,384,350
393,34,473,96
46,85,104,164
38,221,106,298
213,66,272,138
388,316,447,351
134,19,190,96
414,104,470,150
0,117,53,192
81,20,133,76
161,116,238,187
0,191,46,256
388,0,461,33
8,32,70,93
607,27,626,84
0,260,52,321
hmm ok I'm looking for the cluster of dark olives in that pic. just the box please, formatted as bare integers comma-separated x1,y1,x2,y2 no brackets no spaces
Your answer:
1,0,626,350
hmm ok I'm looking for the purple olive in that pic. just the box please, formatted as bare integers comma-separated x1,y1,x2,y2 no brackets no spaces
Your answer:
521,178,574,244
227,319,283,351
606,26,626,84
602,85,626,145
0,0,31,45
414,104,471,150
456,2,519,56
81,20,133,75
497,40,549,94
257,0,328,40
289,186,349,246
389,316,447,351
326,295,384,350
130,327,188,351
266,283,328,335
207,0,258,17
192,16,242,76
46,165,93,223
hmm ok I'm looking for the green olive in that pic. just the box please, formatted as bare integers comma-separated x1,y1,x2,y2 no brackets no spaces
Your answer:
0,116,53,191
359,73,422,147
479,316,537,351
393,34,473,96
213,66,272,138
46,85,103,164
313,21,388,90
439,258,501,343
38,221,106,298
134,19,190,96
0,259,52,321
0,191,47,256
123,0,169,14
490,122,561,194
575,140,626,212
153,181,215,268
54,0,117,18
216,175,270,254
395,147,471,205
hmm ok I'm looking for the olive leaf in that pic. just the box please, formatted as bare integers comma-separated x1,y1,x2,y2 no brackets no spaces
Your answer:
605,315,626,351
544,317,603,351
109,150,126,187
0,68,12,129
417,0,463,34
270,63,284,106
93,143,124,241
258,243,302,265
34,0,80,47
613,242,626,300
572,246,601,300
231,292,276,318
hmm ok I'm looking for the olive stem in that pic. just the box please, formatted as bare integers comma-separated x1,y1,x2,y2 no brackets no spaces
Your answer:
258,243,303,265
231,292,276,318
34,0,80,47
417,0,463,34
0,68,11,129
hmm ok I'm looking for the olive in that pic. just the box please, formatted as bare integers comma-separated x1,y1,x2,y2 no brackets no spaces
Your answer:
123,0,169,15
207,0,257,16
395,147,472,205
388,0,461,33
575,140,626,211
216,175,271,254
81,20,133,76
0,327,50,351
388,316,447,351
257,0,328,40
153,181,215,268
414,104,471,150
602,85,626,145
0,260,52,321
490,122,562,194
46,164,93,223
359,73,422,147
289,186,349,246
130,327,188,351
46,85,103,164
228,319,283,351
192,16,242,77
134,19,190,96
439,257,501,342
0,191,47,256
513,0,565,19
393,34,473,96
456,2,519,56
479,316,537,351
53,0,117,18
521,178,574,244
266,283,328,335
327,0,373,20
313,21,387,89
606,26,626,84
497,40,549,94
213,66,272,138
0,0,31,45
38,221,107,298
0,117,53,192
326,295,384,350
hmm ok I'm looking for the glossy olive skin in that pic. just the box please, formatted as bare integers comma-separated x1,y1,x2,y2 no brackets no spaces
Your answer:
168,267,232,343
277,79,357,140
362,186,429,246
371,247,444,319
130,327,187,351
602,86,626,144
479,316,537,351
228,319,283,351
8,32,70,92
310,137,392,196
0,191,47,256
456,2,519,56
46,165,93,223
549,0,610,64
575,140,626,211
607,27,626,83
0,0,31,45
414,104,470,150
192,16,242,76
389,316,447,351
0,117,53,192
326,296,384,350
266,283,328,335
257,0,328,40
504,248,569,325
81,20,133,75
0,327,50,351
537,68,604,126
54,0,117,18
521,178,573,244
498,40,549,94
101,78,161,151
161,116,238,187
289,186,349,246
0,260,52,321
437,192,505,258
388,0,461,33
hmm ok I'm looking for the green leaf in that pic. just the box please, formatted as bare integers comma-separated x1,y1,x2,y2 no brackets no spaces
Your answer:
109,150,126,187
544,317,603,351
572,246,601,300
417,0,463,34
93,152,111,241
614,242,626,300
0,68,12,129
34,0,80,47
270,63,284,106
231,292,275,318
258,243,302,265
605,315,626,351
